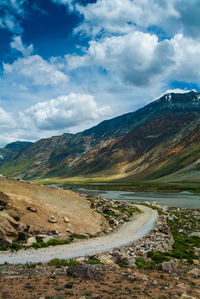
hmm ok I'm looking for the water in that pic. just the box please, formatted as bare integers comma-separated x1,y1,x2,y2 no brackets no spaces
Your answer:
69,188,200,208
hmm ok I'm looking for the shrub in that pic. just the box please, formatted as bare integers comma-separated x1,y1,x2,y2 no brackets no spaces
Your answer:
85,259,102,265
47,258,80,267
147,251,169,264
135,257,156,270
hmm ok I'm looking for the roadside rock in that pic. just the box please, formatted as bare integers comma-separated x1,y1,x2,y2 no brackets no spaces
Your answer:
161,260,177,273
42,235,53,243
98,255,120,269
66,229,74,234
0,215,18,241
17,223,27,232
1,239,13,247
26,236,37,246
66,265,101,280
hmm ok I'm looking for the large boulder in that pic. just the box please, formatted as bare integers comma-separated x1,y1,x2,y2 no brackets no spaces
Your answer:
0,214,18,241
66,265,101,280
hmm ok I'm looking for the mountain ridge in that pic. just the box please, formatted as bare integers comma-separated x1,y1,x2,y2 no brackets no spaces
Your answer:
1,91,200,182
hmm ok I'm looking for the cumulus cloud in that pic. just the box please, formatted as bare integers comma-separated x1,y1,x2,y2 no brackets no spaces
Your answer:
66,31,174,86
20,93,111,130
66,31,200,88
3,54,68,86
73,0,200,39
74,0,179,36
171,34,200,83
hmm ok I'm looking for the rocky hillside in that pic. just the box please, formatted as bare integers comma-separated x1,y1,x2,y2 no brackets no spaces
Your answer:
0,177,108,244
0,141,33,166
1,91,200,182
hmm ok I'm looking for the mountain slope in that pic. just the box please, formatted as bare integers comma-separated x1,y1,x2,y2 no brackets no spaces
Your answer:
0,141,33,166
1,91,200,182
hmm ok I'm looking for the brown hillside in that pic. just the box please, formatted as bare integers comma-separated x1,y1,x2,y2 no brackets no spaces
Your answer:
0,178,108,241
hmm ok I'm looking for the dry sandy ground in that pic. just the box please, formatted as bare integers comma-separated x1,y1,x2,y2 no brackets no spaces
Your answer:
0,205,158,264
0,178,108,235
0,263,199,299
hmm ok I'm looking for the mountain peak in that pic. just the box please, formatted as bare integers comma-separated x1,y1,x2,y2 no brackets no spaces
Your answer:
153,91,200,111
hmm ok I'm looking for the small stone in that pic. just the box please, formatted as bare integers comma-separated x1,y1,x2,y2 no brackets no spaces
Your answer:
177,290,186,296
193,259,199,265
42,236,53,243
122,273,136,281
64,217,70,223
66,229,74,234
48,215,57,223
133,272,149,281
189,232,200,238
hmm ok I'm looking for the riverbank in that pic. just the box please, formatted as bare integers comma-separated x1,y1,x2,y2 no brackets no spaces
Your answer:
35,178,200,194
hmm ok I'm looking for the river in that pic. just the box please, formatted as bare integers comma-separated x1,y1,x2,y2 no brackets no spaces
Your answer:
67,187,200,208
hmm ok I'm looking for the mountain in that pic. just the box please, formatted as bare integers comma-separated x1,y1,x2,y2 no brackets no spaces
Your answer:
1,91,200,182
0,141,33,166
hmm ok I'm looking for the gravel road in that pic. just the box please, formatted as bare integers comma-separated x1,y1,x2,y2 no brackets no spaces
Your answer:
0,205,158,265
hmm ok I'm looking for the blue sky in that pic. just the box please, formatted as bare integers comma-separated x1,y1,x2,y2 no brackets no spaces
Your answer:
0,0,200,146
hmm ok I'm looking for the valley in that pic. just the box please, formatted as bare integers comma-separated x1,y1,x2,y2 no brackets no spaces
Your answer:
0,91,200,299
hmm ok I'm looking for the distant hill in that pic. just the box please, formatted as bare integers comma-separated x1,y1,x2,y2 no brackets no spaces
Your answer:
1,91,200,182
0,141,33,166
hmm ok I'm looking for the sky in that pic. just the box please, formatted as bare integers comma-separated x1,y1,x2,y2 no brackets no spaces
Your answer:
0,0,200,147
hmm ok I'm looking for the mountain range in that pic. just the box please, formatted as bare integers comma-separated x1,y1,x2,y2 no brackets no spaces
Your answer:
0,141,33,165
0,91,200,183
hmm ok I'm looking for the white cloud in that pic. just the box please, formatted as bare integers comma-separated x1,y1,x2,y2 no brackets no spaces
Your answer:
66,31,174,86
10,36,33,56
3,54,68,86
0,0,26,33
74,0,180,36
0,107,15,129
171,34,200,83
70,0,200,40
20,93,111,130
66,31,200,88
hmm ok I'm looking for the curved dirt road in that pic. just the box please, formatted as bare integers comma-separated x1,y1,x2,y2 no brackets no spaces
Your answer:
0,205,158,265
